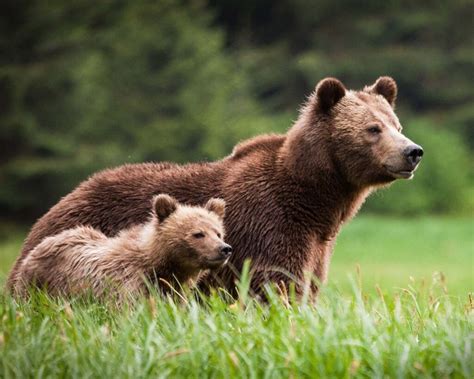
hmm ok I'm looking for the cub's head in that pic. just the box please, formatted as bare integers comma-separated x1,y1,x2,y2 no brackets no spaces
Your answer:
299,76,423,187
152,194,231,270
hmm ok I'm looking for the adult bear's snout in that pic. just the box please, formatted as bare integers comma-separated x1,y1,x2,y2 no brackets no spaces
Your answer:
404,144,424,168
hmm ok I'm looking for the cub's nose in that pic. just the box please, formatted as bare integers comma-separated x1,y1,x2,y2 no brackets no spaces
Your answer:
220,244,232,258
404,144,424,167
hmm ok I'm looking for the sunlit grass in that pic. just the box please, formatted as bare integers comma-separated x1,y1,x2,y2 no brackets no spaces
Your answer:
0,272,472,378
0,217,472,377
331,216,473,295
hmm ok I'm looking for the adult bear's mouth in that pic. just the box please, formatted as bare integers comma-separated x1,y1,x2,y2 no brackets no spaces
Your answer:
384,165,417,179
388,169,414,179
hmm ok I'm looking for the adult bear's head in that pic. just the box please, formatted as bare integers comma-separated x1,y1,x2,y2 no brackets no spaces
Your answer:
284,76,423,187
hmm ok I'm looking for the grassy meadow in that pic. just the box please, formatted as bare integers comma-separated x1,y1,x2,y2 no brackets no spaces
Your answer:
0,216,473,377
331,216,473,296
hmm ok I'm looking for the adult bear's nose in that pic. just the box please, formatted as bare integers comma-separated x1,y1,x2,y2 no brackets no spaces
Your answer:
220,244,232,258
404,144,424,167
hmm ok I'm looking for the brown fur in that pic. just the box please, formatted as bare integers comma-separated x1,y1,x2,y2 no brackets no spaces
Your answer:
11,195,230,299
8,76,422,297
230,134,286,160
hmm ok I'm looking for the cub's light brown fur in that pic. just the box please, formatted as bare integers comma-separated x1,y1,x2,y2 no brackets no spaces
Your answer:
12,195,230,300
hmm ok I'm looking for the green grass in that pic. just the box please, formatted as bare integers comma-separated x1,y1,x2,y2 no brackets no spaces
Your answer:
0,275,472,377
331,216,473,295
0,217,472,377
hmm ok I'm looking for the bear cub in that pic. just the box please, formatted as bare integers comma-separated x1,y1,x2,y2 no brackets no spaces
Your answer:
12,194,231,300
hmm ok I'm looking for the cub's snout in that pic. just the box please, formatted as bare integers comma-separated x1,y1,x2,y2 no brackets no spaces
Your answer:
205,243,232,268
219,243,232,258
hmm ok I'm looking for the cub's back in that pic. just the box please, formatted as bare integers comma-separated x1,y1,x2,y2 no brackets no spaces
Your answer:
13,226,106,295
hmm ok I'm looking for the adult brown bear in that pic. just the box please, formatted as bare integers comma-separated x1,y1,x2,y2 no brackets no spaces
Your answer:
7,77,423,296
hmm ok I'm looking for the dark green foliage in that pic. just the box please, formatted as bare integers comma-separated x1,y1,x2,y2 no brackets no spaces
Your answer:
0,0,472,222
0,0,270,221
211,0,474,117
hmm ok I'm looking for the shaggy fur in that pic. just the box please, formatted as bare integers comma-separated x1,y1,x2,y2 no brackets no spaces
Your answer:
11,195,230,299
8,76,423,297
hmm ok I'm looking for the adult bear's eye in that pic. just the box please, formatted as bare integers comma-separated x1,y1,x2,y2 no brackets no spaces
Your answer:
193,232,205,239
367,125,382,134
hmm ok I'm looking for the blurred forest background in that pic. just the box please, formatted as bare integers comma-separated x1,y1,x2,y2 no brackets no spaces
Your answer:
0,0,473,227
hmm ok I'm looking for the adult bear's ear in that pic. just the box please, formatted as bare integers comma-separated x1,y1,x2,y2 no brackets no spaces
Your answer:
205,198,226,219
366,76,397,108
315,77,346,112
153,194,178,222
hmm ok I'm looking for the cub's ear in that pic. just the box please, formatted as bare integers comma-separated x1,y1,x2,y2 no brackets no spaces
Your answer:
315,77,346,112
367,76,397,108
153,194,178,222
205,198,226,219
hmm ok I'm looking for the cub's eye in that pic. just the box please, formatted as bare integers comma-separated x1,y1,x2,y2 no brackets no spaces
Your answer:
367,125,382,134
193,232,205,239
217,233,222,239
